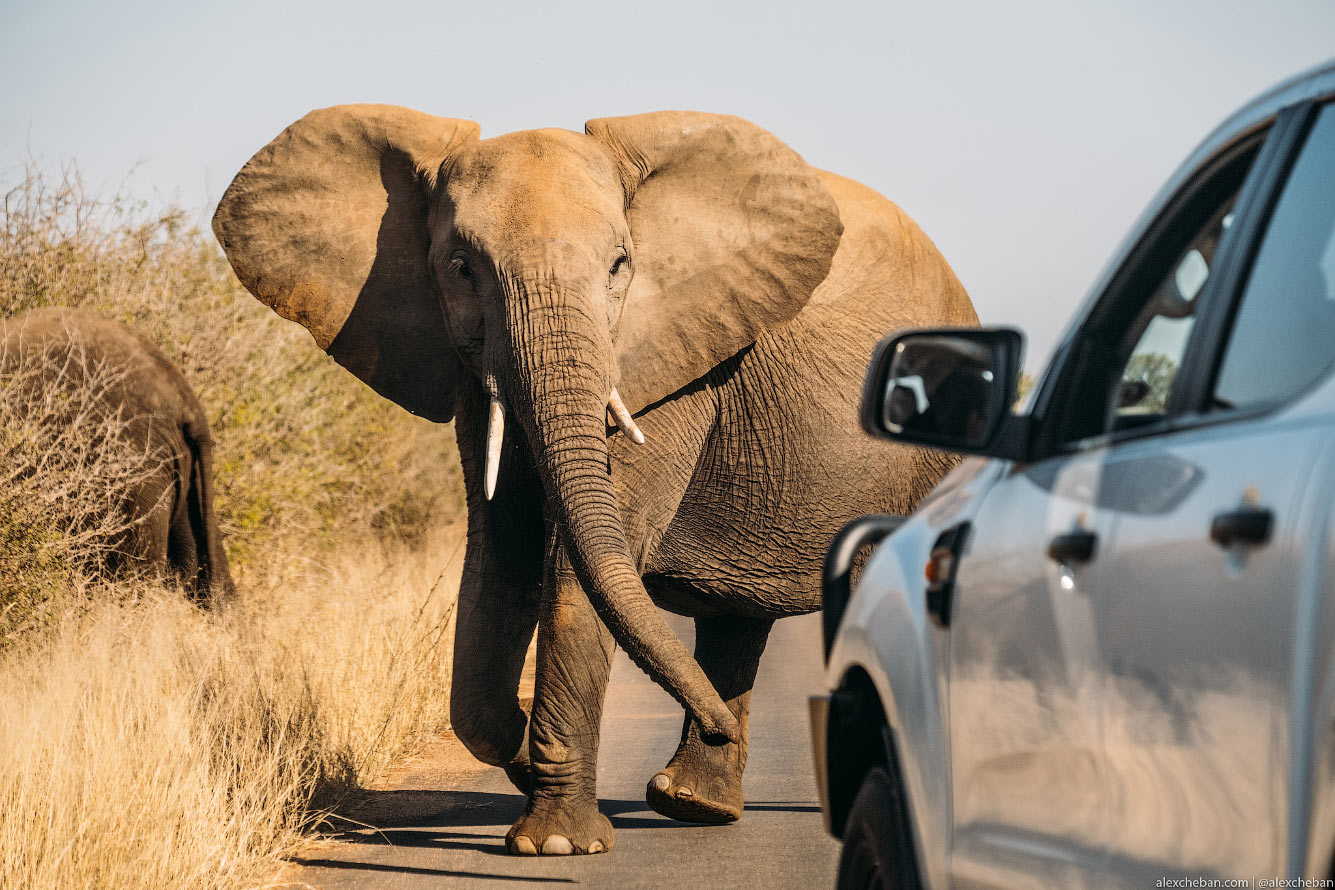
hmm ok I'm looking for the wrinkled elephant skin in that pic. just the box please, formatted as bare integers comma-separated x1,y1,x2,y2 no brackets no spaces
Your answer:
213,107,977,853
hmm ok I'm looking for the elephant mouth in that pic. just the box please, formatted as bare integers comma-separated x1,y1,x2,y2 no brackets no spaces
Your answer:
482,382,643,501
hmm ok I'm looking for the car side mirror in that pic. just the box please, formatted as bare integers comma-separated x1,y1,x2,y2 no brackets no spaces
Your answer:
861,327,1026,457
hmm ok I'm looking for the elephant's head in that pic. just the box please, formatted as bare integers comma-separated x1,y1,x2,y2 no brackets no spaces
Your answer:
213,106,842,741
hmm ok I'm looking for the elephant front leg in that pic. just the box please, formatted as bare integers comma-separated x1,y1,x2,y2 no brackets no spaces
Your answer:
646,613,773,824
507,538,616,856
450,557,539,795
450,378,546,794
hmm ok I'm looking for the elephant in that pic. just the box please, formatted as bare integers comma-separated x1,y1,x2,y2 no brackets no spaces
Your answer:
0,307,235,603
213,106,976,855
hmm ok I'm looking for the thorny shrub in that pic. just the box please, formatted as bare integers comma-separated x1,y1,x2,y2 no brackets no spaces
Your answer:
0,162,464,574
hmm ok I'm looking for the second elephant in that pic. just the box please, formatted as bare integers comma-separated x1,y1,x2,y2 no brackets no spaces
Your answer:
1,307,234,603
214,107,976,855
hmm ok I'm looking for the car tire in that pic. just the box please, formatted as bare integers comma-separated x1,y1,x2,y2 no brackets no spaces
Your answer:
836,765,921,890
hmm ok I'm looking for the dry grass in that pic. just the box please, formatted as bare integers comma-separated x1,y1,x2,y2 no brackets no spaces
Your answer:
0,530,464,890
0,163,471,888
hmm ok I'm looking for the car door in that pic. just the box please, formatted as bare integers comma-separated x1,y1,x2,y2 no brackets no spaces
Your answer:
946,446,1126,890
947,105,1285,890
1095,100,1335,886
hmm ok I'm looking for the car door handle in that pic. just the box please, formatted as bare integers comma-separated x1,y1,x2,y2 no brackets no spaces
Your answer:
1210,505,1274,547
1047,529,1097,565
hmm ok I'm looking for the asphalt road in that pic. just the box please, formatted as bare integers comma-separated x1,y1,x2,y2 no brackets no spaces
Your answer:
285,612,839,890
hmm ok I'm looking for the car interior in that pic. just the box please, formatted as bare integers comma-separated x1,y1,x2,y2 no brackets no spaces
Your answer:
1107,196,1237,432
1041,136,1264,448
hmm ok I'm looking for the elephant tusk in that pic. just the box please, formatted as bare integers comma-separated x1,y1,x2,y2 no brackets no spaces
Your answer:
607,388,645,445
485,396,504,500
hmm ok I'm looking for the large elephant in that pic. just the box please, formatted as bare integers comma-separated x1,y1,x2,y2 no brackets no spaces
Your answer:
214,107,976,854
1,307,235,603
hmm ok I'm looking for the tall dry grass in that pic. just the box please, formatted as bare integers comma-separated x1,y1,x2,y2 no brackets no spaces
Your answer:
0,533,462,890
0,163,471,889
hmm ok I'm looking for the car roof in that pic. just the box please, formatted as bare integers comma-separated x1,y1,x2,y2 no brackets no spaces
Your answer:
1038,58,1335,383
1192,57,1335,167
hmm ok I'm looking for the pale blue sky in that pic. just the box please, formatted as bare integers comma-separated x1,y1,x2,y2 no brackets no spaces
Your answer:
2,0,1332,370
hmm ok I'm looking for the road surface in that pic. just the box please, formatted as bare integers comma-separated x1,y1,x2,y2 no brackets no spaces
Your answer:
285,612,839,889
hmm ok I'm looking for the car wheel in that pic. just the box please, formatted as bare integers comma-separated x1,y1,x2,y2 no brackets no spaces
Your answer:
836,765,920,890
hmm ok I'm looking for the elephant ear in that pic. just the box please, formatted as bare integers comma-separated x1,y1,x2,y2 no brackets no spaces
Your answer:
585,111,842,413
212,105,480,422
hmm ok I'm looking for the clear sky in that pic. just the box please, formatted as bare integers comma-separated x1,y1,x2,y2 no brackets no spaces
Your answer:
2,0,1332,371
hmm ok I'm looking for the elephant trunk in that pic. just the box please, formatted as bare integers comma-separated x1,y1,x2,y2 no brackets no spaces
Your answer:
505,276,738,743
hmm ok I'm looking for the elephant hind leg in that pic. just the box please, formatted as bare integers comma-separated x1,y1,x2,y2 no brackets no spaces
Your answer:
646,613,773,824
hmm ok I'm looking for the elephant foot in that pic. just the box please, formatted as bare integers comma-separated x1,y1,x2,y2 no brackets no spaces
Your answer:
645,754,744,824
506,797,613,856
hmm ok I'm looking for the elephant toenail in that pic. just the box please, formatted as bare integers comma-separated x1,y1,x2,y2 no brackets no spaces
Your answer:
652,774,671,791
676,787,693,798
541,835,573,855
511,836,537,855
588,840,606,854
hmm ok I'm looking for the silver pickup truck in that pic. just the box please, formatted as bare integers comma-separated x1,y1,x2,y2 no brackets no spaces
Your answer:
812,58,1335,890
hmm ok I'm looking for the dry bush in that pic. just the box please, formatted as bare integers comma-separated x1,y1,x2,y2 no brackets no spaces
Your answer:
0,530,462,890
0,162,471,888
1,162,464,570
0,338,171,643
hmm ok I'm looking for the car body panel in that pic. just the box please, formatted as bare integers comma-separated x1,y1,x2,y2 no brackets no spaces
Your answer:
947,447,1133,889
1299,429,1335,877
1094,406,1329,884
824,456,1001,889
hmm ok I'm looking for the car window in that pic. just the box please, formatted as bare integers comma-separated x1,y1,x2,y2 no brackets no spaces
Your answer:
1212,104,1335,411
1053,136,1261,447
1110,199,1237,431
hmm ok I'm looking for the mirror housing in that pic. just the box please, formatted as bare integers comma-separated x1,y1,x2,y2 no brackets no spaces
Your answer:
861,327,1028,459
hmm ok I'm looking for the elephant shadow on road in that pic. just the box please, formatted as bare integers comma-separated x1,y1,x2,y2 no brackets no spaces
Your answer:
324,789,822,848
320,787,773,856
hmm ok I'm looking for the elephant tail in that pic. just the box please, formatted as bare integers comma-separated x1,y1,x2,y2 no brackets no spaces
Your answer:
183,420,236,605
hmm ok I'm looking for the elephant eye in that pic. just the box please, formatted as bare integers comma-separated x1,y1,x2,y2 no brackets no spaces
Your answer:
610,254,628,278
449,255,473,281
